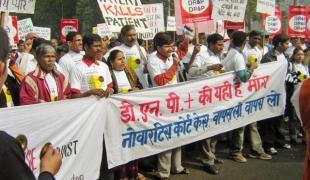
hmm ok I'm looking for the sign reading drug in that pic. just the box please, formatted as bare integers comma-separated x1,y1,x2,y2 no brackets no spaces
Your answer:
262,6,282,35
97,0,149,33
60,19,79,42
180,0,212,23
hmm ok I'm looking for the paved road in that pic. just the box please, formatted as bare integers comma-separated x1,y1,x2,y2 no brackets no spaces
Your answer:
142,142,305,180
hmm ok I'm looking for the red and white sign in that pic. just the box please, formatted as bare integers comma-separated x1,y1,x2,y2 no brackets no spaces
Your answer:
4,15,18,45
262,6,282,35
224,21,244,30
306,6,310,40
287,6,307,38
180,0,212,24
60,19,79,42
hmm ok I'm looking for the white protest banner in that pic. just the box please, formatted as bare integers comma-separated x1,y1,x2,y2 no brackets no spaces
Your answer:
97,0,149,33
0,97,106,180
256,0,275,15
0,0,36,14
138,3,164,40
211,0,248,22
17,18,34,40
105,61,287,168
167,16,176,31
33,26,51,40
97,23,113,38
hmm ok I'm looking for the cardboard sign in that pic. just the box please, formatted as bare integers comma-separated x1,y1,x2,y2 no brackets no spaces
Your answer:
180,0,212,23
60,19,79,42
17,18,34,41
262,6,282,35
211,0,248,22
167,16,177,31
97,0,149,33
224,21,245,30
97,23,113,38
287,6,307,38
33,26,51,40
0,0,36,14
256,0,275,15
138,3,165,40
4,15,18,45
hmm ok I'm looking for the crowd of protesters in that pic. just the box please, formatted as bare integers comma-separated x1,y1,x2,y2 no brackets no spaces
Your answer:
0,24,310,180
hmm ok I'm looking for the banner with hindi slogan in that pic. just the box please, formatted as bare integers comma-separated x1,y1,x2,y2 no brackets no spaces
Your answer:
288,6,307,38
0,0,36,14
256,0,275,15
105,61,287,168
33,26,51,40
211,0,248,22
97,0,149,33
0,97,106,180
17,18,34,41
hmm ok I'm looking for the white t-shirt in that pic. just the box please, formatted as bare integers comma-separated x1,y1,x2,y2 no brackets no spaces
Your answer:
70,60,112,93
243,43,263,64
222,47,246,72
16,53,36,76
147,53,177,87
181,43,208,64
58,50,83,80
105,44,149,88
113,70,132,93
294,63,309,77
45,73,58,101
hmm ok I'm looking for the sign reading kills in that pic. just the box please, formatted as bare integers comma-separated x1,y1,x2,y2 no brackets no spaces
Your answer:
97,0,149,33
180,0,212,23
262,6,282,35
288,6,307,38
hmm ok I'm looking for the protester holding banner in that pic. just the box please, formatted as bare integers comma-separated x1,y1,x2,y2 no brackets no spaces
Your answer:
107,49,145,180
260,33,291,154
147,32,190,179
0,27,61,180
222,31,269,163
188,33,225,174
19,44,71,105
58,32,83,79
244,30,263,64
105,25,149,89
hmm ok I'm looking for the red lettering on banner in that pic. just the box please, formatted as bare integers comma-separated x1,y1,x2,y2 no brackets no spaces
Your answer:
199,85,212,105
214,81,232,101
184,93,194,109
234,78,243,97
166,92,180,113
140,100,160,122
247,75,269,92
25,148,37,171
120,101,136,124
103,5,142,16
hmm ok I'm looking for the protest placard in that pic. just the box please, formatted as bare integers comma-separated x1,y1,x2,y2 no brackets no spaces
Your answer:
167,16,176,31
224,21,245,30
256,0,275,15
138,3,164,40
288,6,307,38
262,6,282,35
33,26,51,40
97,0,149,33
4,15,18,45
305,6,310,40
211,0,248,22
97,23,113,38
180,0,212,23
0,0,36,14
60,19,78,42
17,18,34,40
